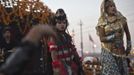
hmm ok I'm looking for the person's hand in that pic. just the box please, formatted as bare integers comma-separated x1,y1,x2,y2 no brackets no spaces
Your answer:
53,68,60,75
126,47,131,56
126,41,131,56
126,50,131,56
22,24,56,45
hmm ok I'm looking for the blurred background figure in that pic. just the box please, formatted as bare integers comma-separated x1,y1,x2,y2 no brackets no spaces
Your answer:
0,26,18,63
0,25,56,75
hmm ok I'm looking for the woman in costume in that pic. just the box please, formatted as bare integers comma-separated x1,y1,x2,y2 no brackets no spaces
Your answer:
47,8,84,75
96,0,131,75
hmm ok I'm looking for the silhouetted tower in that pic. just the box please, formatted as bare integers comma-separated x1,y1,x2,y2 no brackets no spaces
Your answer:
79,20,84,58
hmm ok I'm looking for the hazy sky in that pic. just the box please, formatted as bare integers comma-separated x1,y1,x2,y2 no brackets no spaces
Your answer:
43,0,134,55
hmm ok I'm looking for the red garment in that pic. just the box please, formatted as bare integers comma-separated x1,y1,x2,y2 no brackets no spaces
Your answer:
47,33,80,75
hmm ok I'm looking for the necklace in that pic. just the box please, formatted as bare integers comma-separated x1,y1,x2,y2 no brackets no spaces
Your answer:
107,16,117,23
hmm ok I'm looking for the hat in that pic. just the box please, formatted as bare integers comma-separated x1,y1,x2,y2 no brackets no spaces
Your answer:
55,8,67,21
51,8,69,26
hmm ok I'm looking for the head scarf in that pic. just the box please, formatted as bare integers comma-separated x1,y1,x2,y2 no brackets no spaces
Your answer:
96,0,127,35
97,0,126,26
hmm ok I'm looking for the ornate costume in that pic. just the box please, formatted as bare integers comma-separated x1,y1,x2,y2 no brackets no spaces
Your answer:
47,9,84,75
96,0,131,75
48,32,80,75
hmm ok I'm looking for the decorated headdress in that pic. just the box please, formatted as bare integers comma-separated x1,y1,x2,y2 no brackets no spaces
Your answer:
55,8,67,21
52,8,68,26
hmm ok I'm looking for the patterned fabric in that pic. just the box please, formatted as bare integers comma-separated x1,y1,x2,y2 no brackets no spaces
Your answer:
48,32,79,75
56,33,78,75
96,0,131,75
55,33,75,63
56,44,75,62
101,49,128,75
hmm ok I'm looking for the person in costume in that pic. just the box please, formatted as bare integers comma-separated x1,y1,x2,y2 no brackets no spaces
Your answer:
47,8,84,75
96,0,131,75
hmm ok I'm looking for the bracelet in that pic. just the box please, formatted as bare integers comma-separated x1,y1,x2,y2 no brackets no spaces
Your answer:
106,34,115,41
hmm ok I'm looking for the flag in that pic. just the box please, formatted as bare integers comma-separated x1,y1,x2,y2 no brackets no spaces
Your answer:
89,34,97,49
89,34,94,43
